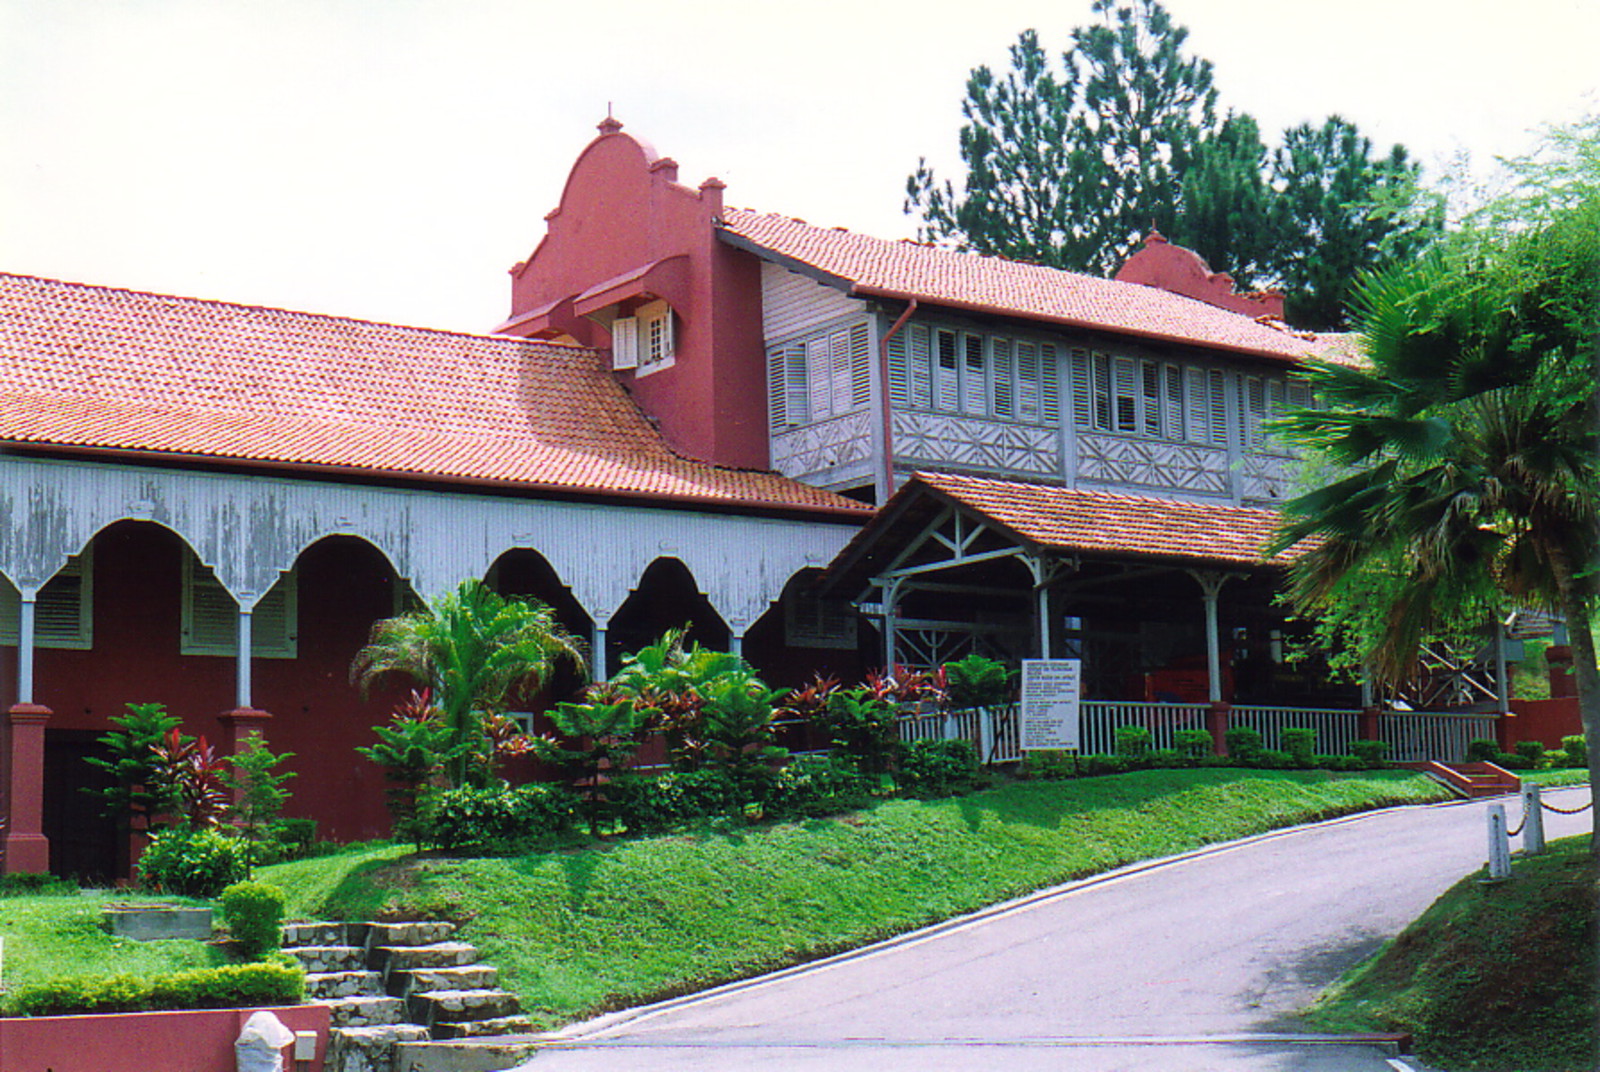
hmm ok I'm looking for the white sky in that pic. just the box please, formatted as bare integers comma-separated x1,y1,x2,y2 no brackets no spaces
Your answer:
3,0,1596,334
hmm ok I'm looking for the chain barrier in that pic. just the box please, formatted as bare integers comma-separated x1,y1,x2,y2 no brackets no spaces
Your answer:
1539,798,1594,815
1506,812,1527,837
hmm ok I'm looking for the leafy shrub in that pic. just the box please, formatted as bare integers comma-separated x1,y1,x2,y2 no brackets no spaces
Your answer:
897,739,980,798
221,736,296,847
1466,738,1501,763
1561,734,1587,767
138,827,252,897
1114,725,1153,757
356,690,467,842
1281,728,1317,765
1349,739,1391,767
0,872,76,896
84,702,184,833
536,697,653,834
764,755,873,818
1514,740,1547,764
942,654,1015,709
269,818,318,862
1019,750,1080,779
220,881,286,958
418,783,578,854
1080,753,1133,776
611,769,739,834
1544,748,1570,768
1224,726,1264,761
1173,729,1214,761
6,962,302,1017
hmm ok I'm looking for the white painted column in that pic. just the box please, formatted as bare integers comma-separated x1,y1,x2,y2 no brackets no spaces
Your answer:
591,619,609,682
880,578,903,672
235,608,254,710
729,630,744,660
16,592,36,705
1188,571,1231,705
1036,586,1052,660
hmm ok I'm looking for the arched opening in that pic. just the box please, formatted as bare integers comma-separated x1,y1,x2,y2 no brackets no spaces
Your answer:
605,557,728,675
742,569,870,691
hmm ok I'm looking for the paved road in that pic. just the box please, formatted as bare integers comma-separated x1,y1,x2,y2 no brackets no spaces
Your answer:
514,787,1592,1071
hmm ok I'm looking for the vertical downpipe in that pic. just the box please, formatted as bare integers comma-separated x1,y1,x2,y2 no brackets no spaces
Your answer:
876,299,918,505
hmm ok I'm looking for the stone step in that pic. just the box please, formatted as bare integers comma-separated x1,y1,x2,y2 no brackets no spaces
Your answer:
307,970,385,999
408,988,522,1027
392,1039,541,1072
328,1024,432,1072
375,942,481,975
290,944,367,973
432,1015,536,1040
389,965,498,998
367,920,458,949
284,921,371,948
322,994,409,1027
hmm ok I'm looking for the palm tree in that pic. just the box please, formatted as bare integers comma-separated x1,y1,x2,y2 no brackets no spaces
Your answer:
1272,217,1599,831
352,580,587,787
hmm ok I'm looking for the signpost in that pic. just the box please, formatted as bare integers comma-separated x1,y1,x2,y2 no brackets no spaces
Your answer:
1021,659,1082,751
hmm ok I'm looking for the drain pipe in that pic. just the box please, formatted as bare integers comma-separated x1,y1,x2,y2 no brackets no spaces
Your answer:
876,298,918,505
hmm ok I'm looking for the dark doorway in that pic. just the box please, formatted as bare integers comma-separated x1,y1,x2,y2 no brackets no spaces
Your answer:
43,730,120,883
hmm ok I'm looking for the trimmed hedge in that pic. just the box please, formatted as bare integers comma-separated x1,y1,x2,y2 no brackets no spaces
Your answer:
5,962,304,1017
896,739,981,798
220,881,286,958
418,784,578,854
138,828,252,898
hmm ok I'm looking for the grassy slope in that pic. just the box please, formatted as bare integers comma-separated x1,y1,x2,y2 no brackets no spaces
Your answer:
263,769,1450,1028
1305,833,1596,1071
0,893,224,992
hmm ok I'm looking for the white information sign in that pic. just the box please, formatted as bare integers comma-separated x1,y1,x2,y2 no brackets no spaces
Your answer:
1020,659,1082,751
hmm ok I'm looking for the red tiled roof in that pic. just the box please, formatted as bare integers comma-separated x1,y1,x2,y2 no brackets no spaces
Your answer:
720,209,1346,366
915,471,1293,566
0,272,868,516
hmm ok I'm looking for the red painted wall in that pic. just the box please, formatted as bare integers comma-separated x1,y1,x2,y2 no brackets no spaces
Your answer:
503,120,770,470
0,1004,328,1072
1504,697,1583,751
9,523,407,876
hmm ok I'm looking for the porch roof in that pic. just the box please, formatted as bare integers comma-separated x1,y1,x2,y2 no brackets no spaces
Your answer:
0,272,869,519
824,470,1301,594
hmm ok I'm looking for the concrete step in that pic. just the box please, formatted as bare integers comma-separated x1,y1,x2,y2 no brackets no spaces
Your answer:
323,994,409,1027
432,1015,536,1040
327,1024,432,1072
368,920,458,949
307,970,385,999
389,965,498,998
408,988,522,1027
284,920,371,948
290,944,367,973
392,1039,541,1072
375,942,481,975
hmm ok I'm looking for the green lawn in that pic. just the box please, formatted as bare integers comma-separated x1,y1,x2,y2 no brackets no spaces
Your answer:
262,768,1452,1029
0,892,224,994
1304,833,1596,1070
1522,767,1591,788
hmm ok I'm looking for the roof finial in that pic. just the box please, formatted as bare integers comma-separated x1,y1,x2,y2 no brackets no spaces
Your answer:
598,105,623,136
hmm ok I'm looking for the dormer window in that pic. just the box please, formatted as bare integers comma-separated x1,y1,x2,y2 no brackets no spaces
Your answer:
610,299,676,377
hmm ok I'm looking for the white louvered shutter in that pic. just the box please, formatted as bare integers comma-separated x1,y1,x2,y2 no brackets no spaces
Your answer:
611,316,638,370
992,338,1014,418
908,325,932,408
849,323,871,409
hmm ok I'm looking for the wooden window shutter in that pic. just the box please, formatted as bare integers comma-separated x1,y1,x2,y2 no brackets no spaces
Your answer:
1184,367,1208,444
1164,364,1185,441
886,330,909,408
0,552,92,649
1140,361,1161,436
849,323,872,409
767,347,788,430
829,329,853,413
991,337,1014,418
1039,344,1061,422
934,330,959,412
182,556,297,658
807,337,833,420
785,344,809,423
1112,356,1137,432
1017,341,1040,422
611,316,638,370
961,334,987,416
1070,348,1092,429
1208,369,1228,447
908,324,932,408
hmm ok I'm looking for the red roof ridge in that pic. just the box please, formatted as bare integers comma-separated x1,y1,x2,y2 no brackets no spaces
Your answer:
0,270,540,348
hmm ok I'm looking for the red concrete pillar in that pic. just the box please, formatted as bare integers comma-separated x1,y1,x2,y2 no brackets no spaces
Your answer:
1358,706,1381,742
1546,645,1576,699
1206,701,1231,756
219,707,273,753
3,703,52,874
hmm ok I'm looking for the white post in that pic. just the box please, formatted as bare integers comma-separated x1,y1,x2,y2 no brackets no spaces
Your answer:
1486,803,1512,881
880,578,902,672
591,620,609,682
729,630,744,660
235,608,253,710
1520,783,1546,854
1037,586,1052,660
978,706,994,765
16,592,36,705
1188,572,1230,705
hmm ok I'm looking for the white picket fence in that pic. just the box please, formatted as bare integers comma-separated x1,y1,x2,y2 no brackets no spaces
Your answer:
900,702,1502,765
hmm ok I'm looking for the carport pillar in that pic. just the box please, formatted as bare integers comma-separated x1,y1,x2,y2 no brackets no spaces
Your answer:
729,627,745,661
1022,553,1066,661
16,593,36,705
591,618,610,683
879,577,905,672
1188,571,1231,704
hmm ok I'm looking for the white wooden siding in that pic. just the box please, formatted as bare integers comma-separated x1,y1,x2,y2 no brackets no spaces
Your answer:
761,262,864,342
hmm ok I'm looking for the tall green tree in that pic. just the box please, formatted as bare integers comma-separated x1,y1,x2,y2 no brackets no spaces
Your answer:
1271,117,1439,329
351,580,587,787
906,2,1439,326
907,0,1217,275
